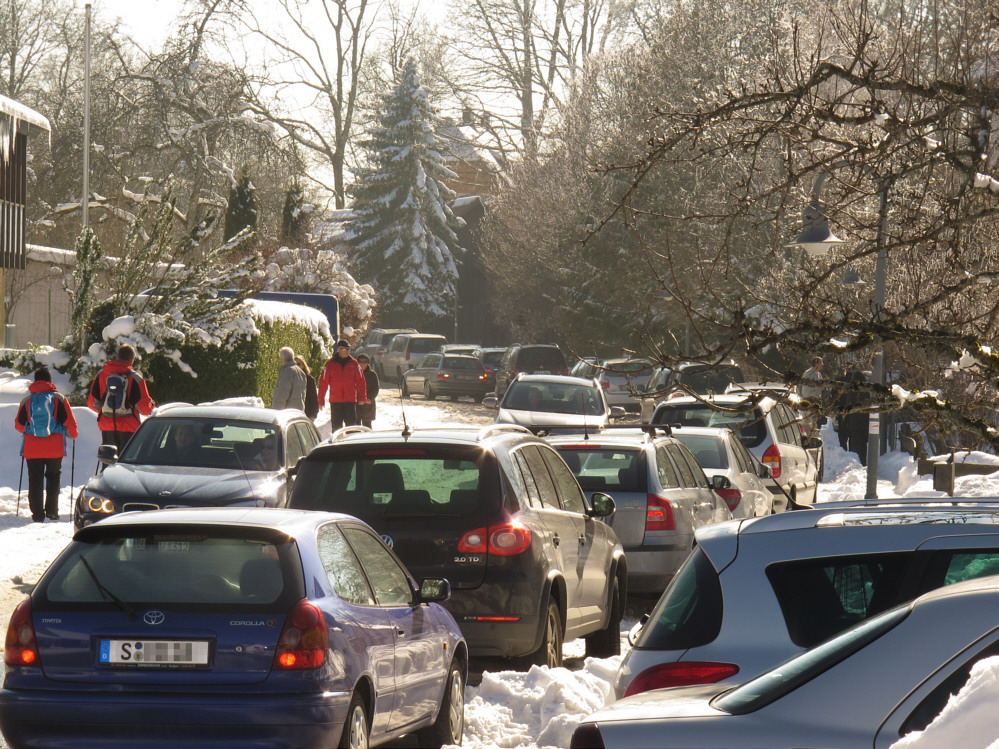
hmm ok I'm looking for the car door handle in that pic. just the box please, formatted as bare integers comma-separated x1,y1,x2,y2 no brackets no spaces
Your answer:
578,534,586,546
397,628,406,636
552,534,560,547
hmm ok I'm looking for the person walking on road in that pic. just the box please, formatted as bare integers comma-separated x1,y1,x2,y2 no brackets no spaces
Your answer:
15,367,79,522
356,353,379,428
272,346,308,411
88,344,155,453
294,355,320,421
319,340,367,431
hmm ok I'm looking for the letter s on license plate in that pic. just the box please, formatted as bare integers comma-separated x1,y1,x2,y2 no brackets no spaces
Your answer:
99,639,210,666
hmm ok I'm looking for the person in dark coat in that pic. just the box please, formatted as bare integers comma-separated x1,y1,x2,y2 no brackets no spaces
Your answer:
294,355,320,421
15,368,79,522
318,340,367,430
356,353,380,428
838,365,870,465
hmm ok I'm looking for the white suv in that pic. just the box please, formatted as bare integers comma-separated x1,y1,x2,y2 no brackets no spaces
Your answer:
651,393,820,508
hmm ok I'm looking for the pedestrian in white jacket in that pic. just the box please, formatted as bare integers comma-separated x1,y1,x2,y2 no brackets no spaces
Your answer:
272,346,308,411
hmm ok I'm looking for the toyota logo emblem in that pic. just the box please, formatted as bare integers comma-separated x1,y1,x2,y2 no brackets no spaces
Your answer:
144,610,165,625
380,534,394,548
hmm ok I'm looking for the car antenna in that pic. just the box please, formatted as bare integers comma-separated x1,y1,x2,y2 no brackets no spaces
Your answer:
232,439,262,506
582,388,590,441
401,403,412,441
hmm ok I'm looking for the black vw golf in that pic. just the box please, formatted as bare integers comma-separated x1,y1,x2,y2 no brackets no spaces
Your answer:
290,425,627,667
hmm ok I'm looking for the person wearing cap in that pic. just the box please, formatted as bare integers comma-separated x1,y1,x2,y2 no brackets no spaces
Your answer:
318,339,368,430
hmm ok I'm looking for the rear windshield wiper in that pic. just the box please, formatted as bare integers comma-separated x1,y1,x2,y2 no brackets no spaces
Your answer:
79,555,138,619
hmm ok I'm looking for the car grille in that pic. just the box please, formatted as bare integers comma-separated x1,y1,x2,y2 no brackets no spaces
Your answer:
121,502,163,512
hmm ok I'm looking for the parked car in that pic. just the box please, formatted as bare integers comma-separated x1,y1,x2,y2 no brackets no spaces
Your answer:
382,333,449,385
651,393,820,507
484,374,626,431
592,358,655,412
493,343,569,397
355,327,417,371
546,428,732,595
613,504,999,700
288,425,627,667
73,404,321,530
572,575,999,749
474,346,508,392
670,425,774,518
569,357,600,379
652,360,746,398
401,353,491,402
0,507,466,749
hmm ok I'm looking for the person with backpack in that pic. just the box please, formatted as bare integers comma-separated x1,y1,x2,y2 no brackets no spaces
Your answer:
14,367,79,522
293,355,320,421
88,344,155,452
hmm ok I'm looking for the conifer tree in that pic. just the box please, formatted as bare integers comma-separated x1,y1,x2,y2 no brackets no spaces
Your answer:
281,182,311,247
224,166,258,243
346,58,463,326
67,226,103,358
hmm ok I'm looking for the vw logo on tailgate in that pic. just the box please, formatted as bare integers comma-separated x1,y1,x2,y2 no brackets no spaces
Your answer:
380,534,394,549
143,610,166,625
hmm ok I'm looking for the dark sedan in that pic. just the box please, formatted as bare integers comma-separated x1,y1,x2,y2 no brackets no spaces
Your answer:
73,404,321,530
0,507,467,749
400,353,491,402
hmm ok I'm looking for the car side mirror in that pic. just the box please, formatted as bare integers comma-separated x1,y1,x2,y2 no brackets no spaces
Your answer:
759,464,772,479
97,444,119,466
711,474,732,490
482,396,499,409
588,492,616,518
805,436,823,450
610,406,626,420
627,612,650,647
418,577,451,604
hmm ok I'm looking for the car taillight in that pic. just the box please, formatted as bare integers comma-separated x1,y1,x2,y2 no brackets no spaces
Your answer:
715,488,742,512
437,372,451,380
599,381,610,389
405,351,411,360
376,347,385,356
458,523,532,555
4,598,39,667
569,723,605,749
645,494,675,531
762,444,782,478
623,661,740,697
478,373,488,381
273,599,328,670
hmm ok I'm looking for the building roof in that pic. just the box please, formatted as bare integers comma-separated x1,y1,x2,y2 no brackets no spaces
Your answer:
0,95,50,132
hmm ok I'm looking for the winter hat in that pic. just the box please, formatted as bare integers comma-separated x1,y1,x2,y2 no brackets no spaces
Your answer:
34,367,52,382
336,340,350,349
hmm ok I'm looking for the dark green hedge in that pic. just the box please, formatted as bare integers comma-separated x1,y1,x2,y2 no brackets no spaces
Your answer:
142,319,329,406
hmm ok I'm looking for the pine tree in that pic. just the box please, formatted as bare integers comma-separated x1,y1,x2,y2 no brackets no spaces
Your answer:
346,58,464,326
224,166,258,243
67,226,103,358
281,182,311,247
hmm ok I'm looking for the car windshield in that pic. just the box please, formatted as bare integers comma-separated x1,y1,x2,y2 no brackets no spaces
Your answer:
38,529,298,606
504,381,604,415
118,417,281,470
654,403,767,449
292,446,499,520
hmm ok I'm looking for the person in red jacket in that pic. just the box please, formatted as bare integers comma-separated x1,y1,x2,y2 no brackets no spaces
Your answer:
87,344,155,452
318,339,368,431
15,367,79,522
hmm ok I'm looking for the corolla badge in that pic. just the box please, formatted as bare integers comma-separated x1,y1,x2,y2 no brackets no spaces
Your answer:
143,610,166,625
380,534,394,548
159,490,172,496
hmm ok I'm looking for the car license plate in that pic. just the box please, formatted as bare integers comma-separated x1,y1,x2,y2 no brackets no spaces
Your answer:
99,639,210,666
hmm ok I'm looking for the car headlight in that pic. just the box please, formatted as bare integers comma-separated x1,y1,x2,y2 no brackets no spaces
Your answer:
79,489,114,515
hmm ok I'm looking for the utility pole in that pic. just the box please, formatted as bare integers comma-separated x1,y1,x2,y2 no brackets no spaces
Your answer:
82,3,91,229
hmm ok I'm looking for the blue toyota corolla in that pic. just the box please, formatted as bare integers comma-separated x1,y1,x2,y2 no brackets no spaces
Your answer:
0,507,467,749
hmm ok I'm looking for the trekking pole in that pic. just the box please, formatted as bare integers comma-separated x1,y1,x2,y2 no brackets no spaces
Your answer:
17,453,25,518
71,438,76,495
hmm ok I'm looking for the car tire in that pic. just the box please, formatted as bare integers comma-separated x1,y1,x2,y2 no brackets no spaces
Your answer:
417,657,465,748
585,577,622,658
424,382,436,401
474,394,485,403
401,379,410,399
338,691,369,749
527,598,563,669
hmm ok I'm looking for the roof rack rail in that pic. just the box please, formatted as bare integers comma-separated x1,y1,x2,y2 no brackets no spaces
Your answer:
329,425,371,442
153,402,194,414
477,424,533,440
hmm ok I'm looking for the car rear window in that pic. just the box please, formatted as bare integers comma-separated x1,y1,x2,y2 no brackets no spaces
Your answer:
410,337,446,354
555,447,645,492
481,351,505,367
38,530,299,607
673,434,729,470
635,547,723,650
654,404,768,449
291,446,499,521
517,347,567,372
766,552,912,647
677,366,744,393
443,356,485,371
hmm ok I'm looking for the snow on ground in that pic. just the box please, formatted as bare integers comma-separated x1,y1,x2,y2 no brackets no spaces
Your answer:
3,367,999,747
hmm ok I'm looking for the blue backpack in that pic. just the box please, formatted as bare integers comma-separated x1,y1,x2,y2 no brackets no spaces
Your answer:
23,392,65,438
100,372,135,417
